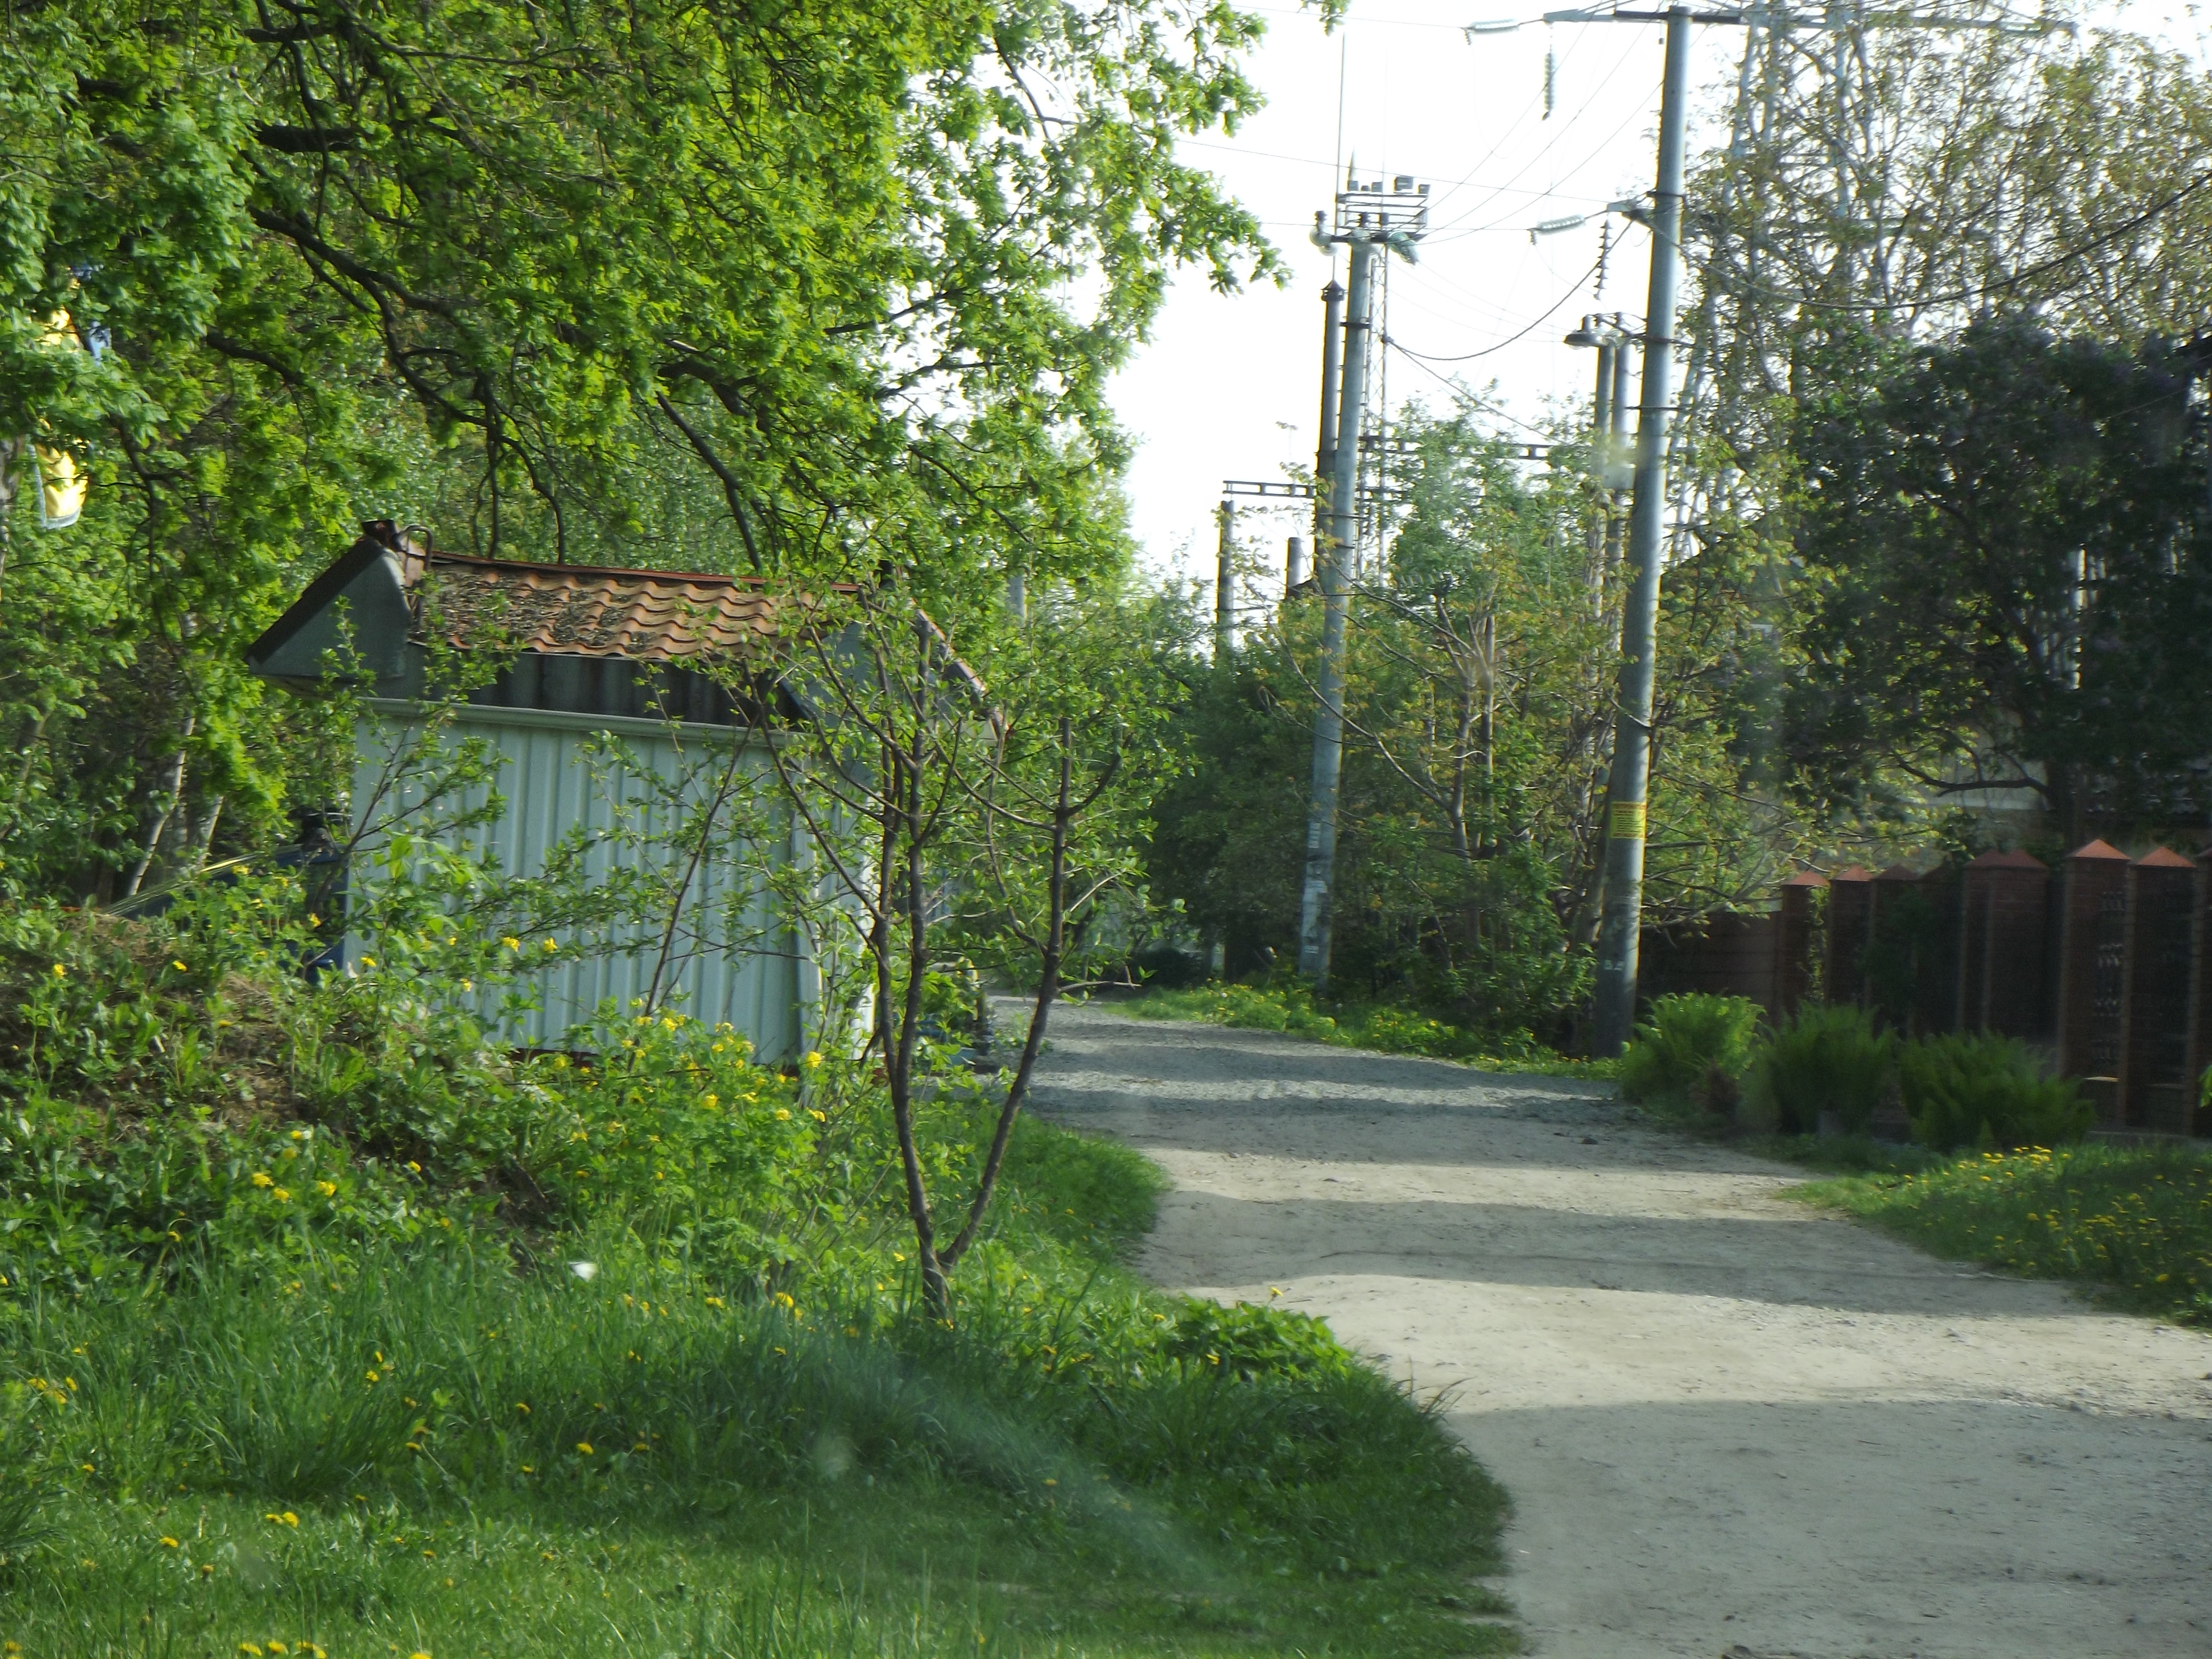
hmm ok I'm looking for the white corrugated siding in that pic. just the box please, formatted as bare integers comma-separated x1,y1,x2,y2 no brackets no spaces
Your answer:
351,701,804,1058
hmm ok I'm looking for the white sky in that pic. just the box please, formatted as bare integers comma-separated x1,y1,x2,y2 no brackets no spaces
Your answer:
1109,0,2210,584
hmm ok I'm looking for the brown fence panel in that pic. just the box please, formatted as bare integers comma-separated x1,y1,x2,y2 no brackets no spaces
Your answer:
1639,913,1781,1020
2056,840,2132,1123
1775,871,1826,1017
1954,850,2050,1039
2119,848,2197,1132
1825,866,1874,1008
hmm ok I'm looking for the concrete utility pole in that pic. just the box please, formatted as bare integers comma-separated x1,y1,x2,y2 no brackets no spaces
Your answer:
1313,279,1345,561
1298,175,1428,985
1592,6,1694,1055
1285,534,1307,592
1214,500,1235,659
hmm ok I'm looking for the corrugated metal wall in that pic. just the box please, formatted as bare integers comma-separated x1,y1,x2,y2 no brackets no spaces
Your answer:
351,701,804,1058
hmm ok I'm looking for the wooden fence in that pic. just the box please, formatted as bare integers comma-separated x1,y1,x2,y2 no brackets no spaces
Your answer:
1637,841,2212,1135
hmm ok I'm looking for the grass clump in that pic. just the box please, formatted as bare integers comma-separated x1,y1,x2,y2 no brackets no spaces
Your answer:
1616,994,1762,1116
1795,1141,2212,1323
1120,980,1612,1079
0,891,1515,1657
1742,1004,1895,1136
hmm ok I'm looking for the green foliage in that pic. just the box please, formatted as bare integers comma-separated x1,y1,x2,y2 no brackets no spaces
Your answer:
1617,993,1764,1105
1787,320,2212,838
1797,1143,2212,1324
0,893,1514,1654
1744,1003,1897,1136
1899,1033,2093,1153
0,0,1274,903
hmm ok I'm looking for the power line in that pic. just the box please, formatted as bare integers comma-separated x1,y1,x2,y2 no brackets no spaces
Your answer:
1384,255,1606,361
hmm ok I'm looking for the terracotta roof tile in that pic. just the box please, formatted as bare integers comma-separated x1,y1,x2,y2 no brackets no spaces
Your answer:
412,554,794,663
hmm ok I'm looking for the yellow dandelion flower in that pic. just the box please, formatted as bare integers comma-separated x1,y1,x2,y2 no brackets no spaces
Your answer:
250,1172,274,1189
701,1093,718,1109
51,962,66,977
239,1646,264,1657
543,937,559,952
576,1441,594,1455
502,936,521,951
705,1296,725,1308
172,960,189,972
316,1181,336,1197
271,1189,291,1203
160,1535,181,1548
804,1050,823,1067
775,1108,791,1121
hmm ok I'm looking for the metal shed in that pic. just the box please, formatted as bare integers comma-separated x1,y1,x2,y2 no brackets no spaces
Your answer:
248,521,812,1057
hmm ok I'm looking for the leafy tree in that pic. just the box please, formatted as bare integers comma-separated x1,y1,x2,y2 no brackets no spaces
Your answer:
0,0,1276,897
1785,319,2212,840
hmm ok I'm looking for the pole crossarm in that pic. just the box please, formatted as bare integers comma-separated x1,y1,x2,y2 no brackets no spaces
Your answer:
1222,479,1412,503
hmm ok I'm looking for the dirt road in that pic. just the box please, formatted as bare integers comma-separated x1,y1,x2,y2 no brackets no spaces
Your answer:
1028,1003,2212,1659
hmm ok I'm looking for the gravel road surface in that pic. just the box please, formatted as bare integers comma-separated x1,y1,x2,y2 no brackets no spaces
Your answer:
1028,1002,2212,1659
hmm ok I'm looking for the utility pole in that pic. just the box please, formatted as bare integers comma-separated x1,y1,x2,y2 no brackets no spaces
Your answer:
1591,6,1694,1055
1298,175,1427,985
1214,500,1235,659
1313,279,1345,561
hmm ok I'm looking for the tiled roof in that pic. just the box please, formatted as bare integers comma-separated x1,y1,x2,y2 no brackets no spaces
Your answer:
412,553,787,662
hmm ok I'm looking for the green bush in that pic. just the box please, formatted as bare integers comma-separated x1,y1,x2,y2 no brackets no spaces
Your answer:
1901,1032,2092,1151
1618,993,1764,1105
1745,1003,1896,1135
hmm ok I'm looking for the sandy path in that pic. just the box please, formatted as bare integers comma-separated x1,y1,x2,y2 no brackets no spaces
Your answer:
1027,1003,2212,1659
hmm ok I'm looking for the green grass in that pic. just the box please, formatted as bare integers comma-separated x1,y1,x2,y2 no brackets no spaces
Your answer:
1113,983,1612,1080
0,901,1518,1658
1790,1141,2212,1324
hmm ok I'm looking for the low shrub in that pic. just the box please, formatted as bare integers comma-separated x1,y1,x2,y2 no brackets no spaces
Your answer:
1901,1032,2092,1151
1617,993,1763,1105
1744,1003,1896,1135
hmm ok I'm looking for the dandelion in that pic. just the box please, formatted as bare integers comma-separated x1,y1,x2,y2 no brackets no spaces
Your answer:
543,938,559,952
51,963,65,978
267,1644,290,1655
251,1172,274,1189
405,1161,421,1174
316,1181,336,1197
702,1094,719,1110
576,1442,594,1455
515,1402,531,1413
502,936,521,951
271,1188,291,1202
200,1563,215,1576
359,956,376,968
160,1536,181,1548
775,1108,791,1121
239,1646,264,1656
705,1296,725,1309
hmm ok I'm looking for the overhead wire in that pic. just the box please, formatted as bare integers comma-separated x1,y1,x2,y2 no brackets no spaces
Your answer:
1386,254,1607,363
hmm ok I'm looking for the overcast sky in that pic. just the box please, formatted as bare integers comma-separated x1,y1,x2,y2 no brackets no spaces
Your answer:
1107,0,2208,588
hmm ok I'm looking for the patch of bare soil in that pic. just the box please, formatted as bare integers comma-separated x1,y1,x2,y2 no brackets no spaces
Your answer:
1031,1002,2212,1659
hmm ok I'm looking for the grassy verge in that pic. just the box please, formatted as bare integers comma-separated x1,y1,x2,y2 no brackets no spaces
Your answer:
1788,1141,2212,1325
0,897,1516,1657
1110,983,1611,1081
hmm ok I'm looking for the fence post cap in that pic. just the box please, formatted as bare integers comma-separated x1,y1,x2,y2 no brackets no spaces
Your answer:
2065,838,2130,862
2130,845,2194,870
1965,848,2047,871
